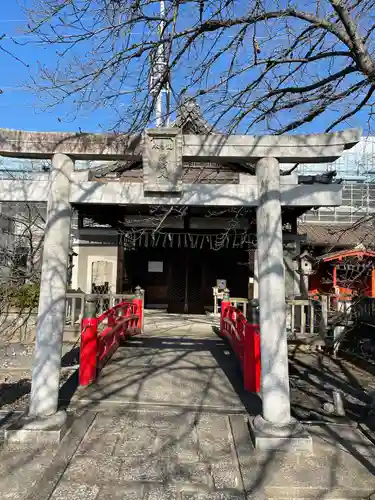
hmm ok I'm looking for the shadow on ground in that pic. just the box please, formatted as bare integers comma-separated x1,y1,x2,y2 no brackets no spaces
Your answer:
3,316,375,499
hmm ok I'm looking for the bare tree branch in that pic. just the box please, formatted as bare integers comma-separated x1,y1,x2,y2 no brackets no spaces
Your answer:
18,0,375,133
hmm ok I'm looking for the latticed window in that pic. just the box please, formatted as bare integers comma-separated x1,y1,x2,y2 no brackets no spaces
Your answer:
182,161,240,184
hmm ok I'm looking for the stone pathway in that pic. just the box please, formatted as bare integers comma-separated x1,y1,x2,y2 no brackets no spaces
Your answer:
0,437,57,500
1,314,375,499
47,409,252,500
2,408,375,499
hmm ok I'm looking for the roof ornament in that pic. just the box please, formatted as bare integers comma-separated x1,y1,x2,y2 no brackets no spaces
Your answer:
174,96,213,133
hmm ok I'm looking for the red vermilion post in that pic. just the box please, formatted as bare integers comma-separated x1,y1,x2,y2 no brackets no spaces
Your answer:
220,288,231,335
133,285,144,333
243,299,261,392
79,297,98,386
253,327,261,392
244,323,261,392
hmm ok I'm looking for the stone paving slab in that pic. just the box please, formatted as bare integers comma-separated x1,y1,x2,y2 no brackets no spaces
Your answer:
20,411,97,500
143,313,219,339
8,409,255,500
181,494,243,500
49,481,101,500
24,408,375,499
0,443,57,500
2,409,375,499
249,422,375,499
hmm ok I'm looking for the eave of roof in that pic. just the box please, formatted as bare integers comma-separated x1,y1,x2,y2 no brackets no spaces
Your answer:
319,249,375,262
298,223,375,249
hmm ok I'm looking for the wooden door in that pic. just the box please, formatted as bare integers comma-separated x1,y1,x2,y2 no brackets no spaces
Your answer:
187,250,204,314
168,250,187,313
168,249,204,314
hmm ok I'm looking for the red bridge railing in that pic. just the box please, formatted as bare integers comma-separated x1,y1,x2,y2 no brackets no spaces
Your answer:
79,291,143,386
219,292,261,392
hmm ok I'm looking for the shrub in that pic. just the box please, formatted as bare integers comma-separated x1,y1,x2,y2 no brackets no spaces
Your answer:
0,282,40,311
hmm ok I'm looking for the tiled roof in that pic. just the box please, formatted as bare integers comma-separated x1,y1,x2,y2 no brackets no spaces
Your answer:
298,223,375,248
318,249,375,261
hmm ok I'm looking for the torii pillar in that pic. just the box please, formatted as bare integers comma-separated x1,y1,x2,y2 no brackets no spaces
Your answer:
6,153,73,443
251,157,312,450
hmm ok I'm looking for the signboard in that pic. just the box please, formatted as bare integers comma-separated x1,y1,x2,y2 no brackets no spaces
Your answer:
216,279,226,290
148,261,163,273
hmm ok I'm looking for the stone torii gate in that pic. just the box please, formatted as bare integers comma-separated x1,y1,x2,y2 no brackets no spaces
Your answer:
0,126,360,447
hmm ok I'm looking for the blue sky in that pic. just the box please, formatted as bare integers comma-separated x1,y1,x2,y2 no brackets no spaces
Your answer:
0,1,370,135
0,2,115,132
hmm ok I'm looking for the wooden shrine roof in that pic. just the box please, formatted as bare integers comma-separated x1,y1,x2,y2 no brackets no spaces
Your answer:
318,248,375,262
298,223,375,249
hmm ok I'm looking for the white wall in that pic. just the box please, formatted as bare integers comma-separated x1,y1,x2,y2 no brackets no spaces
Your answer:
71,245,118,293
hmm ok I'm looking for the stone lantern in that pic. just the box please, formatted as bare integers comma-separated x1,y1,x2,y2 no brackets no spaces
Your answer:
298,250,315,298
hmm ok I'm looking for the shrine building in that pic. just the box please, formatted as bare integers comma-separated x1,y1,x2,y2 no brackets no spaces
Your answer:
0,101,360,430
66,102,356,313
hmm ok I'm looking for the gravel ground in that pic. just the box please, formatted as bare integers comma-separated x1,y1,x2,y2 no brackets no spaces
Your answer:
0,342,80,413
0,344,36,370
289,352,375,423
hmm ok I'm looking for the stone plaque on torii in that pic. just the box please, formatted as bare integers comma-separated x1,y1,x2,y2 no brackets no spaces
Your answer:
143,128,183,192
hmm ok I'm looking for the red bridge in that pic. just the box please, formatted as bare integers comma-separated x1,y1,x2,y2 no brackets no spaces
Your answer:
78,293,261,396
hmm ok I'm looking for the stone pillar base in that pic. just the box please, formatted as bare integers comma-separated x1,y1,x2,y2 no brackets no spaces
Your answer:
249,415,313,452
5,410,69,445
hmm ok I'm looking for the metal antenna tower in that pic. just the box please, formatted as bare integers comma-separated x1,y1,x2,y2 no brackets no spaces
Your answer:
150,0,171,127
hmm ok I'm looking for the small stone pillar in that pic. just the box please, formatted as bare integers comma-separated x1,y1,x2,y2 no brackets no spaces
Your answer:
84,295,98,318
248,299,259,325
222,287,230,310
29,153,74,418
220,288,231,332
252,157,311,451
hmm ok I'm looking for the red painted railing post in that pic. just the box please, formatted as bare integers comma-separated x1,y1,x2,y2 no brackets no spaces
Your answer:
243,299,261,393
244,324,261,392
118,304,126,338
79,296,98,386
133,285,144,333
220,288,231,334
107,307,116,328
253,327,261,393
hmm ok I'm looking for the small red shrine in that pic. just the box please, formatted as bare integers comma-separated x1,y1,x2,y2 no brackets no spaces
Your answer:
309,249,375,300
